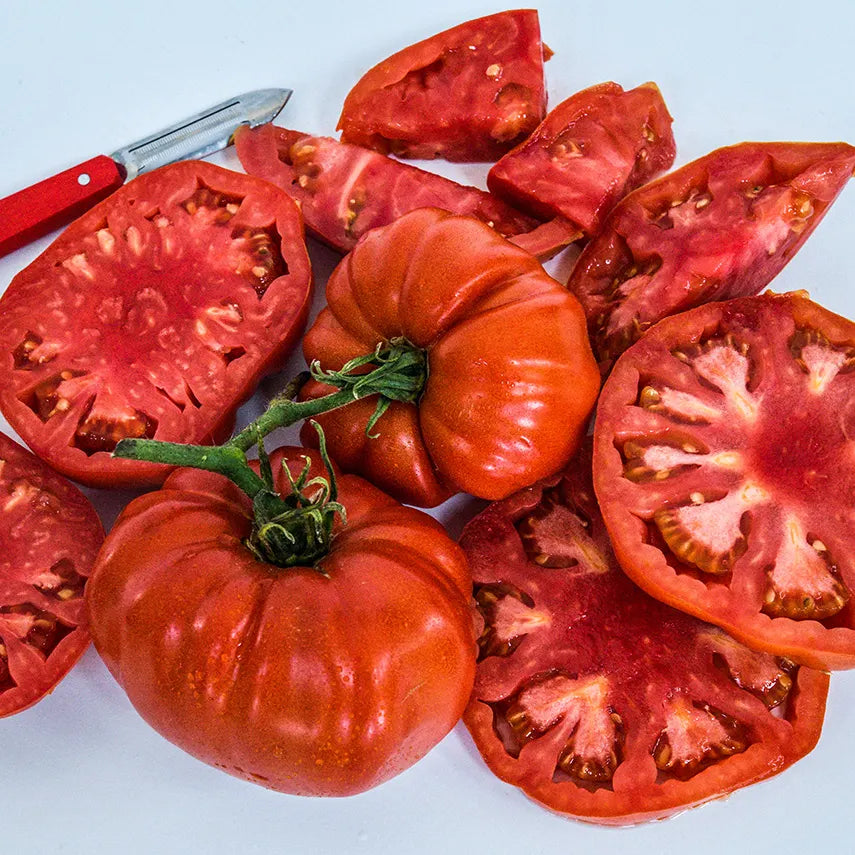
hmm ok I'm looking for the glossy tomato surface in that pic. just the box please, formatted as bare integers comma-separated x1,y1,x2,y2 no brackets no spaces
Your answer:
300,207,600,507
460,443,828,825
337,10,548,162
567,142,855,369
488,81,675,236
0,430,103,716
594,292,855,669
86,446,476,796
0,161,312,488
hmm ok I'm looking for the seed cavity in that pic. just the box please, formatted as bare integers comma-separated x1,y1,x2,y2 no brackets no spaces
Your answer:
789,327,855,394
0,604,73,658
475,583,547,660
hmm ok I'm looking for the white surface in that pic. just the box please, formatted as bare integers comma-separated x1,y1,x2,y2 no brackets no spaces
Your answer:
1,1,854,853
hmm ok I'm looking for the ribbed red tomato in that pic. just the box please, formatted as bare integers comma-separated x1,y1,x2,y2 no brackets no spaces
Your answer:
461,443,828,824
86,446,476,796
594,292,855,670
0,430,103,716
300,207,600,507
0,161,312,487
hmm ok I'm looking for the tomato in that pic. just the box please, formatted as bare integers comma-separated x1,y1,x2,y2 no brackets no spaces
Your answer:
0,161,312,488
234,125,576,260
567,141,855,369
299,207,600,507
487,81,676,236
86,445,477,796
0,430,104,716
337,10,549,162
460,442,828,825
593,291,855,670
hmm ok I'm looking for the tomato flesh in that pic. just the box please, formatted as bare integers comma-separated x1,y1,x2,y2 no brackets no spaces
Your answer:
567,142,855,368
337,10,548,162
594,292,855,669
460,443,828,824
0,431,104,716
488,82,676,235
0,162,312,487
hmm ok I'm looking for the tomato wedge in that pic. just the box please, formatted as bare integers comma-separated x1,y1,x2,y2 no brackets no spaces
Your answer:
487,81,676,236
460,442,828,825
300,208,600,507
0,430,104,716
594,291,855,670
337,10,549,162
567,141,855,369
0,162,312,488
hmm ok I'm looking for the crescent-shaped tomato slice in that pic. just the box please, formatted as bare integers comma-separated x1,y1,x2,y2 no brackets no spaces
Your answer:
0,430,104,716
594,291,855,669
0,161,312,488
460,441,828,825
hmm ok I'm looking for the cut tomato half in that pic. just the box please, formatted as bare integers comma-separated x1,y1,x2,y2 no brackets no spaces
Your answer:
0,162,312,487
337,10,549,162
594,291,855,669
0,431,104,716
460,441,828,825
567,141,855,369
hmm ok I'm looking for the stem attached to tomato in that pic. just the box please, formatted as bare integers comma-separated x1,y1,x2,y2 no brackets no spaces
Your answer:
113,338,428,567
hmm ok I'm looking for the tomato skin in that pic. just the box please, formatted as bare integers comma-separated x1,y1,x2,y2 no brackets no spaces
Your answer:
0,431,104,716
0,161,312,488
460,445,828,825
86,448,476,796
337,10,548,162
594,291,855,670
487,81,676,235
300,208,600,507
567,141,855,369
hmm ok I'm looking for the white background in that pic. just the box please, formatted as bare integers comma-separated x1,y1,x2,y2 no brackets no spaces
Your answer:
1,1,854,853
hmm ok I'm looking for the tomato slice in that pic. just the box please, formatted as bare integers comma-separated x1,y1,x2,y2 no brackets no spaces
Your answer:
234,124,576,260
567,141,855,369
0,162,312,488
593,291,855,669
337,10,549,162
487,82,676,236
460,441,828,825
0,430,104,716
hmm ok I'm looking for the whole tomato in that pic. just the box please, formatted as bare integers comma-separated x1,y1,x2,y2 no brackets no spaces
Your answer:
86,445,477,796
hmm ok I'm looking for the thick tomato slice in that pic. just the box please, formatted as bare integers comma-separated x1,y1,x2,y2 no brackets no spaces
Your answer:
300,208,600,507
567,141,855,369
234,125,576,260
0,161,312,488
594,292,855,670
337,10,549,162
0,430,104,716
87,447,476,796
487,82,676,236
460,442,828,825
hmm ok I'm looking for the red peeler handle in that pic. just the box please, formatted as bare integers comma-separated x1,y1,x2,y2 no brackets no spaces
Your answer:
0,155,125,258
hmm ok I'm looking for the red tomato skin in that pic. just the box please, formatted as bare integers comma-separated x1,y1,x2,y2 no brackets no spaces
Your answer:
487,82,676,235
337,10,548,162
300,208,601,507
593,292,855,670
86,449,477,796
568,141,855,369
460,450,829,825
0,431,104,716
0,162,313,488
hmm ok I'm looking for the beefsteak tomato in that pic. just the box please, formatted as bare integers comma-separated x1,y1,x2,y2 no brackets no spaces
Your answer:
0,430,104,716
567,141,855,369
594,292,855,670
337,10,549,162
487,81,676,236
299,208,600,507
461,442,828,824
86,446,477,796
0,161,312,488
